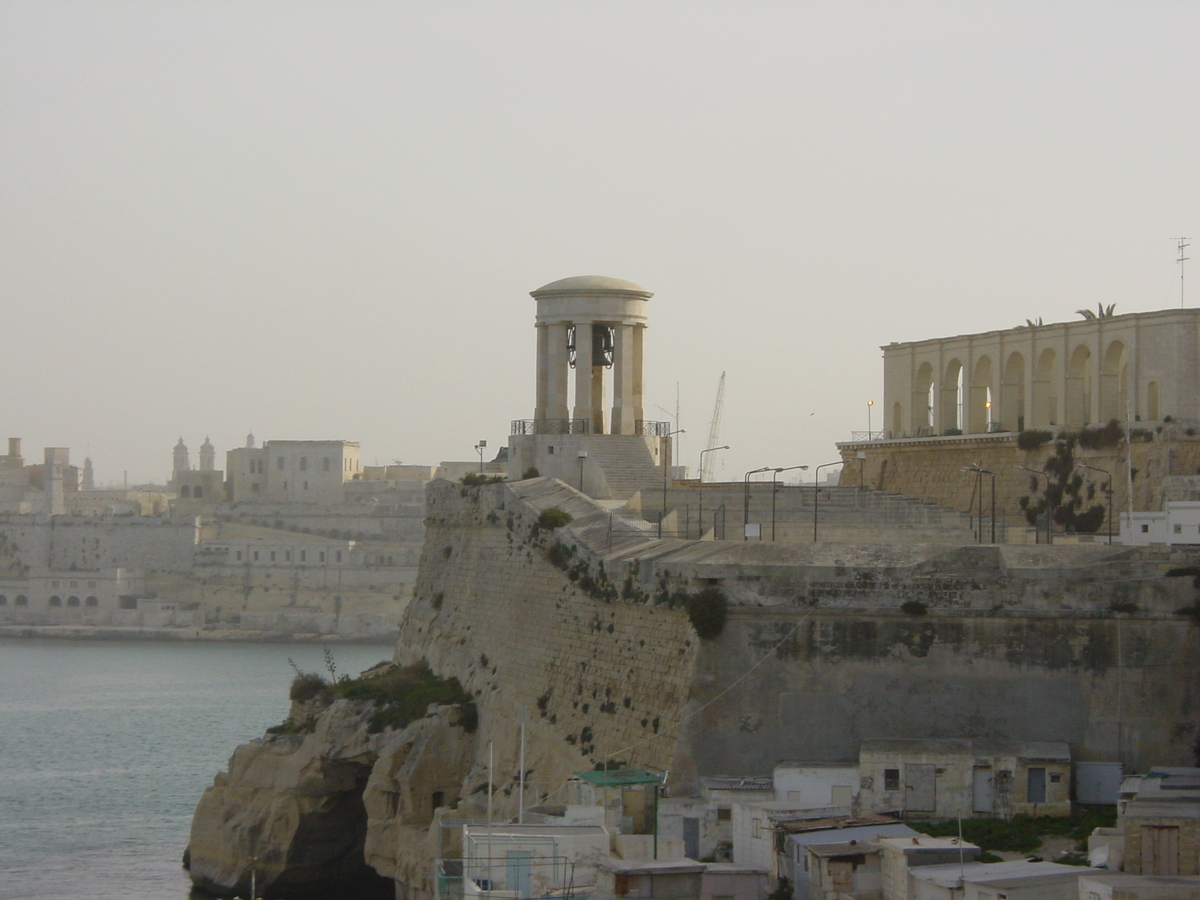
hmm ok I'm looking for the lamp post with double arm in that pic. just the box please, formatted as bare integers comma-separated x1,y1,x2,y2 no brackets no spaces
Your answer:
743,466,773,540
1075,461,1114,544
772,465,809,541
698,445,730,539
1015,464,1051,544
658,429,686,538
812,461,842,542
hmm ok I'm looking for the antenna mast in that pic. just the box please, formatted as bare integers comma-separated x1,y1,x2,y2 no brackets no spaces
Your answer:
1176,237,1191,307
701,372,726,483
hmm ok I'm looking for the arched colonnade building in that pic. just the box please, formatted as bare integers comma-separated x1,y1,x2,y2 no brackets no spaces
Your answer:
882,308,1200,439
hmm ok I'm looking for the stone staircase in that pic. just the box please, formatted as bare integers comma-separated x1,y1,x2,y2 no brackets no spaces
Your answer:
586,436,663,500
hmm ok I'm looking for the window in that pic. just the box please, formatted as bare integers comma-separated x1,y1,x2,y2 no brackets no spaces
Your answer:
1049,772,1062,783
51,580,59,589
285,551,291,562
300,456,307,471
277,457,284,470
85,596,98,607
16,595,27,606
0,595,6,605
88,581,96,588
300,550,306,562
253,551,260,561
716,807,731,821
1141,524,1150,533
67,596,80,607
319,552,326,562
49,596,62,606
270,551,276,562
752,818,763,838
884,769,901,791
1174,524,1183,534
323,457,330,471
70,581,78,588
236,551,242,561
303,481,308,490
336,551,342,563
194,486,203,498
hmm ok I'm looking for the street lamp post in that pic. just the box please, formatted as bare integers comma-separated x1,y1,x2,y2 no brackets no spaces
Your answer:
577,450,588,493
867,400,874,438
811,461,842,542
772,465,809,541
962,463,996,543
659,429,686,538
475,440,487,474
1076,462,1114,544
698,445,730,539
743,466,773,540
1014,465,1051,544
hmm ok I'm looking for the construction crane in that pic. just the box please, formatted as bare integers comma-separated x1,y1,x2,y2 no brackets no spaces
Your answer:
700,371,726,482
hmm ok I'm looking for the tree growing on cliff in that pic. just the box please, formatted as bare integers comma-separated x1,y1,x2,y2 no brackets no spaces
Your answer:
1018,437,1107,535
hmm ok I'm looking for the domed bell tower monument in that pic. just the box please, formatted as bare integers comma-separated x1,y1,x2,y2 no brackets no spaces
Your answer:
510,276,670,499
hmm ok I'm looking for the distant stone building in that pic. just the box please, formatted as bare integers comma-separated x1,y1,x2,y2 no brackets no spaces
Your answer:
882,308,1200,439
227,438,360,504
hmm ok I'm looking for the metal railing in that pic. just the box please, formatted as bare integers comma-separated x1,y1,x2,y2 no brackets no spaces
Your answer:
850,430,885,442
635,420,673,437
510,419,591,436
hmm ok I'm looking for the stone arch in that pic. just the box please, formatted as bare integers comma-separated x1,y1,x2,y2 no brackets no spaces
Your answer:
1066,343,1092,426
1000,351,1026,432
940,359,964,432
1147,380,1161,420
913,362,935,433
969,355,994,434
1033,348,1058,427
85,596,99,607
0,594,6,605
49,596,62,606
67,595,80,607
1099,340,1128,422
16,595,27,606
180,485,191,498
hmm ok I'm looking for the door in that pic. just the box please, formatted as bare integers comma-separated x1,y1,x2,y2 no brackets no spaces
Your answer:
1141,826,1180,876
506,851,532,898
683,817,700,860
972,767,994,813
1027,767,1046,804
829,860,854,894
906,764,936,812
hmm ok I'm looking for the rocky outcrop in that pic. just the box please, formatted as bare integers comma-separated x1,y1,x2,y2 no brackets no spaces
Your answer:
188,698,476,898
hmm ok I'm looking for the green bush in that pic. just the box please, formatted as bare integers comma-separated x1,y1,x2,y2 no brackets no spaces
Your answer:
538,507,573,529
289,672,331,703
333,660,477,734
1017,430,1053,451
684,586,728,639
461,473,505,485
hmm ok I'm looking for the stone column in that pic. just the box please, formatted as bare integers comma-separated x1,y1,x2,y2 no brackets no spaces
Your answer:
573,323,594,430
535,324,549,421
632,325,645,427
547,323,570,421
611,324,635,434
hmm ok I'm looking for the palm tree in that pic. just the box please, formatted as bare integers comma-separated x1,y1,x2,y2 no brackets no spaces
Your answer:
1076,303,1117,320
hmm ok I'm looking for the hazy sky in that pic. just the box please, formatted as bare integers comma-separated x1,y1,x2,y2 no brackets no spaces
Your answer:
3,1,1197,485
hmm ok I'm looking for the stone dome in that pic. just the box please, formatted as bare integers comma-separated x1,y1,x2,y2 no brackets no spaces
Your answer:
531,275,651,297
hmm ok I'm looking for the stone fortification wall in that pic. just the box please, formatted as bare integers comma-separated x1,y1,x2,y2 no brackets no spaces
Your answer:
395,479,700,815
0,514,199,572
841,430,1200,527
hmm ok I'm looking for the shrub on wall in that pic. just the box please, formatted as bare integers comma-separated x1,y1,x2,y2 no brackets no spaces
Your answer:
1017,429,1053,451
538,507,573,530
684,586,728,639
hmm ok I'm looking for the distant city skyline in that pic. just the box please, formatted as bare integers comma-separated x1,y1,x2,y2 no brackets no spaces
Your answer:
3,1,1197,484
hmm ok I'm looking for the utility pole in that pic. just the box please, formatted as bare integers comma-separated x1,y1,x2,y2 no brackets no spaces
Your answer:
1176,237,1191,307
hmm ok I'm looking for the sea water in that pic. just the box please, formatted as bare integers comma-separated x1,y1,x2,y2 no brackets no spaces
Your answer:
0,638,395,900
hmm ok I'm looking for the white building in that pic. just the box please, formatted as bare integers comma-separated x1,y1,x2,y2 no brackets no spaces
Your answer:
1121,501,1200,545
